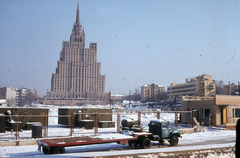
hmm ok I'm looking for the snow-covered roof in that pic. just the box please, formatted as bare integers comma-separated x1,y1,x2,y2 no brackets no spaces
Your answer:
111,94,125,97
143,84,164,87
0,99,7,104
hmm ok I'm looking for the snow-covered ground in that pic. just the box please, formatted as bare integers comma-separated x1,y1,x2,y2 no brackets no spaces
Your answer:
0,104,236,157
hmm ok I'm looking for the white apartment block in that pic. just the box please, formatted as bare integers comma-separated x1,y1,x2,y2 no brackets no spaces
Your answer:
0,87,39,107
0,87,17,106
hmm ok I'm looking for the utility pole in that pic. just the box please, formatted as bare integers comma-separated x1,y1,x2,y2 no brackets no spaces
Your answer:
109,91,112,108
238,82,240,96
0,86,2,99
129,90,131,107
228,81,230,95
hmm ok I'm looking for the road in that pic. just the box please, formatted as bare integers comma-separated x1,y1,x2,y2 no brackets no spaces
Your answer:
0,131,236,157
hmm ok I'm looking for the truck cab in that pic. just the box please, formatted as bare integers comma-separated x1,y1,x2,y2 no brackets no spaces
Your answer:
148,120,181,146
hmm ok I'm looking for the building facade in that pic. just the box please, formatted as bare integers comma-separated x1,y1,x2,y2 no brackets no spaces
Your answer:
167,74,216,102
181,95,240,127
0,87,39,107
44,4,108,105
0,87,17,106
141,84,165,102
111,94,126,103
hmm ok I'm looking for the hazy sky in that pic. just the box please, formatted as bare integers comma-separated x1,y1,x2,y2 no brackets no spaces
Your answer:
0,0,240,97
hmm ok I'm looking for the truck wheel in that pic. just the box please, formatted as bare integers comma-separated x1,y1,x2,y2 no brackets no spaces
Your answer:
54,147,66,154
128,140,138,148
42,146,49,154
140,138,151,149
170,135,178,146
122,127,130,130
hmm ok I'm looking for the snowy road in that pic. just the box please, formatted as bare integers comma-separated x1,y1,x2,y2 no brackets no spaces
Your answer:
0,104,236,157
0,142,235,158
0,132,236,158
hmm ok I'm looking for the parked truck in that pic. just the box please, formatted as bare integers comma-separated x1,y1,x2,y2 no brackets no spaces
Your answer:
37,120,181,154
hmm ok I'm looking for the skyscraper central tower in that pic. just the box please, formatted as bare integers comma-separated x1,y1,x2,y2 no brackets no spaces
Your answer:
45,4,107,105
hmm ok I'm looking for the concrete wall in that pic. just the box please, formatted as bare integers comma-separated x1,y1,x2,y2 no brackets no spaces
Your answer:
43,99,107,106
181,99,215,126
215,95,240,105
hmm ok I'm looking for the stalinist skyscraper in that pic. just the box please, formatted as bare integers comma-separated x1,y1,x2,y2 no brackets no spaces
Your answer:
45,4,107,105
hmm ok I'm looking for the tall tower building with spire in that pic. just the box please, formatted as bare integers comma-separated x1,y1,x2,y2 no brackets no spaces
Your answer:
44,4,107,105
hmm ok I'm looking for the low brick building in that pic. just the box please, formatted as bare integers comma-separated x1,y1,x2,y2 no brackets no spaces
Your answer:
181,95,240,126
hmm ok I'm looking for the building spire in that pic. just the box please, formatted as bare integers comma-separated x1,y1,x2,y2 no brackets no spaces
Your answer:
76,2,80,25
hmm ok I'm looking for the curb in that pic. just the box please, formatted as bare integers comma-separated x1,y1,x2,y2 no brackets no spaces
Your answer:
0,139,37,146
180,128,194,134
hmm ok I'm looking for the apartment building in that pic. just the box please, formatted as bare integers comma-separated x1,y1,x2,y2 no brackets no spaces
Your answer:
0,87,39,107
0,87,17,106
167,74,216,101
141,83,165,102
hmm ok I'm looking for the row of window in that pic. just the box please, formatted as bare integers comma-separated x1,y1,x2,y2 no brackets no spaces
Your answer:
188,107,210,118
170,84,196,90
170,89,196,94
48,93,107,99
188,108,240,119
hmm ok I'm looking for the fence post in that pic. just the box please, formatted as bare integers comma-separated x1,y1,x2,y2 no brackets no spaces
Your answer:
175,112,178,127
44,115,48,138
16,116,19,140
192,110,194,128
70,113,74,136
117,113,120,133
138,111,141,127
157,111,160,119
94,112,98,135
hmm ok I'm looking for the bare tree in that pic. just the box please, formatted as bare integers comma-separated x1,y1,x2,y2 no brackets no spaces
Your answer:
27,91,39,104
215,80,224,94
6,97,16,107
133,87,141,101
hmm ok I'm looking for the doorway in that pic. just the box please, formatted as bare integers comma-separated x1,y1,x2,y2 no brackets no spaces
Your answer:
221,108,227,124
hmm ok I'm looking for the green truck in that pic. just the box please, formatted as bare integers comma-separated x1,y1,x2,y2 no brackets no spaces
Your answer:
148,120,182,146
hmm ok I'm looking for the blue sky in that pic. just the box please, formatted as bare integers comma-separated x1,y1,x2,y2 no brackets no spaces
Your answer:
0,0,240,97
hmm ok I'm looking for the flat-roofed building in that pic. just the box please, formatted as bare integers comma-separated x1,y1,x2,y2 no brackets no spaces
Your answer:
141,83,165,102
181,95,240,127
167,74,216,102
111,94,125,103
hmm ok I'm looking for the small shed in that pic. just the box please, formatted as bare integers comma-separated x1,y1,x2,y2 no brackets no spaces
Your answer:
181,95,240,127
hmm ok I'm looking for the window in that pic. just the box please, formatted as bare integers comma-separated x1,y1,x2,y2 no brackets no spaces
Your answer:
162,123,169,128
201,108,210,118
233,108,240,118
188,108,196,118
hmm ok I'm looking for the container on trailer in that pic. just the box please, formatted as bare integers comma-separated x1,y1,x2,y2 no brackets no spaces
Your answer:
79,120,94,129
32,123,42,138
98,121,108,128
0,114,6,132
